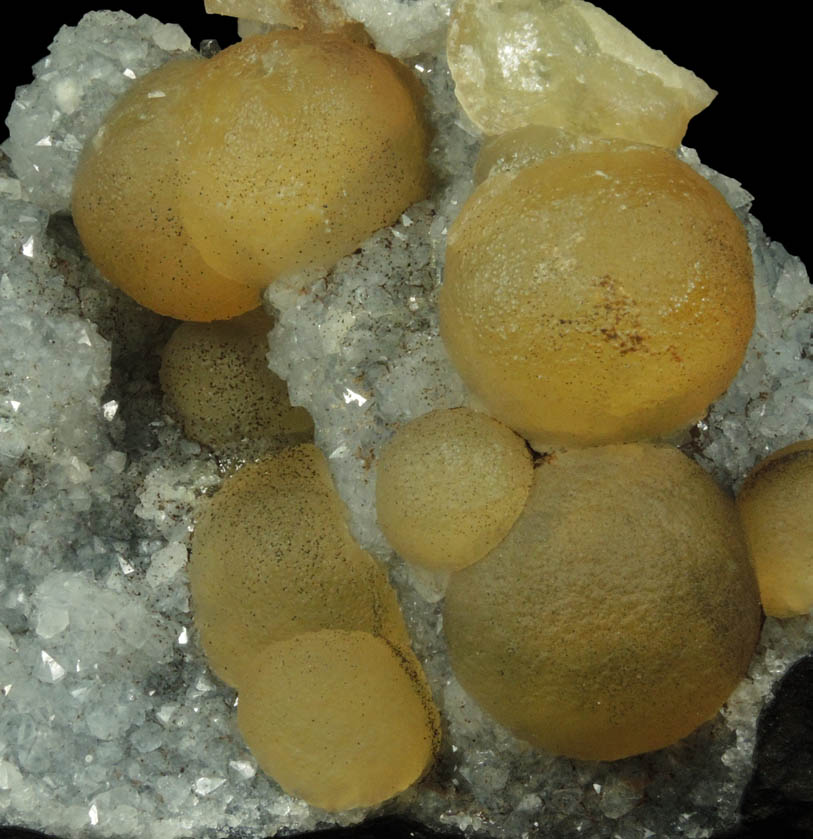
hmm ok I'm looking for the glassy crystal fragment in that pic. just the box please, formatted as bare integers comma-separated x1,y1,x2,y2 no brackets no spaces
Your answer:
447,0,715,146
205,0,351,31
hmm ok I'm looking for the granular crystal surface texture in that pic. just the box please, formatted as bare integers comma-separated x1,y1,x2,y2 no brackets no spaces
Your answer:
2,11,194,213
439,146,755,449
1,6,812,839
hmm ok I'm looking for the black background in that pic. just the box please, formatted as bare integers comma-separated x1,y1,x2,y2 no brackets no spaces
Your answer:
1,4,811,839
0,2,809,271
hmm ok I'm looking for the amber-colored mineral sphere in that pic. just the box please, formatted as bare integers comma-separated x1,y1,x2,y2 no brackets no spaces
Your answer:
176,30,431,288
72,58,259,321
237,629,440,811
73,32,430,321
376,408,533,571
189,445,411,688
736,440,813,618
439,147,755,450
444,443,761,761
159,308,313,450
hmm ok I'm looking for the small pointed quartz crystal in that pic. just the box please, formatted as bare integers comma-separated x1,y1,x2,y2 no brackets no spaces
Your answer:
447,0,716,146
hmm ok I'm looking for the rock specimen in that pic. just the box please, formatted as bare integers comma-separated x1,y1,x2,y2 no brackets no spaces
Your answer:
447,0,715,146
737,440,813,617
439,146,755,449
444,444,762,761
237,629,440,811
73,29,430,321
160,308,313,450
376,407,532,570
188,444,411,688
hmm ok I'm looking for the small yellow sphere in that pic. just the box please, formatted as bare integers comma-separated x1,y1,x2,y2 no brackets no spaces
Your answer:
439,147,755,450
376,408,533,570
237,629,440,812
159,309,313,450
444,443,761,761
737,440,813,617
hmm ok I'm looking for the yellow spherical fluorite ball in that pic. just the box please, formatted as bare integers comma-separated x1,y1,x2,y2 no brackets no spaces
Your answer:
189,445,410,688
439,147,755,450
376,408,532,571
237,629,440,812
159,309,313,450
737,440,813,618
73,32,430,321
444,444,761,761
72,58,259,322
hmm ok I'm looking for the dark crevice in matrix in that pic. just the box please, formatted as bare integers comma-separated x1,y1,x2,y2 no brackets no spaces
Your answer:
45,213,177,458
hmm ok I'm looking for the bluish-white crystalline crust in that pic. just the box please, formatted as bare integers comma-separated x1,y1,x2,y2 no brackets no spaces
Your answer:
1,9,812,839
335,0,454,57
2,11,193,213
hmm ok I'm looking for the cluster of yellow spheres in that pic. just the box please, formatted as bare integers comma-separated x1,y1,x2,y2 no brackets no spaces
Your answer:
72,29,431,321
72,24,439,811
189,446,440,811
68,0,813,813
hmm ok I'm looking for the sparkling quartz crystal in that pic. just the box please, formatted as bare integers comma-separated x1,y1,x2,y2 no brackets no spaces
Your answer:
447,0,716,145
2,12,193,213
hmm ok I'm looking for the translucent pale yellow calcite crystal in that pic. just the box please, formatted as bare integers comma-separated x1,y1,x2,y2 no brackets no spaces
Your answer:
237,629,440,812
188,445,411,688
736,440,813,618
447,0,716,147
73,30,430,321
159,309,313,451
376,408,533,571
444,444,762,761
439,146,755,450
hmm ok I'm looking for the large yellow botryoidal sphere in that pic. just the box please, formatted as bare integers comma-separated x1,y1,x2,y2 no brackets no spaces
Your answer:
439,147,755,450
73,32,430,321
444,444,761,761
736,440,813,618
237,629,440,812
376,408,533,571
189,445,411,688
